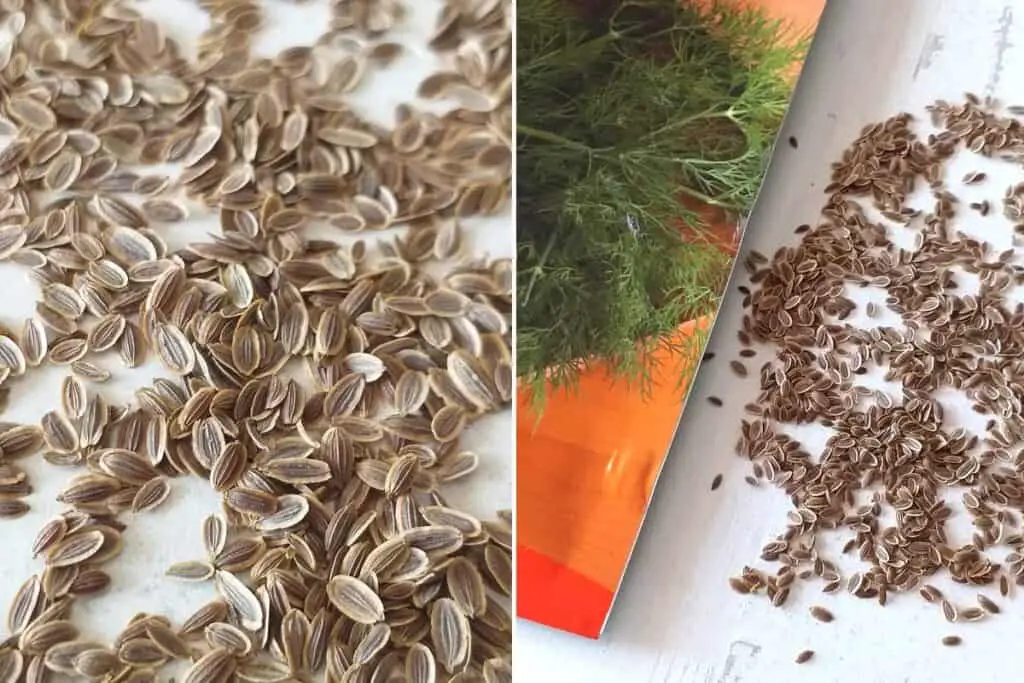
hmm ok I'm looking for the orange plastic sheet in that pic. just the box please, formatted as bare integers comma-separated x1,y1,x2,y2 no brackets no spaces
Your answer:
517,318,709,637
516,0,825,638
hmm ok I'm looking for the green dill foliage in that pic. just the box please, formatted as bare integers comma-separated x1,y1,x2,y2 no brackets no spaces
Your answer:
518,0,807,405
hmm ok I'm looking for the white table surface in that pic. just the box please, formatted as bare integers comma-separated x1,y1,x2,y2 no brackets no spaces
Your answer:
517,1,1024,681
0,0,511,649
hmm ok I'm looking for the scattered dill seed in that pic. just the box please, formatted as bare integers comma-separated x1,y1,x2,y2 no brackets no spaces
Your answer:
711,474,723,491
729,576,751,594
788,135,799,149
809,606,833,623
739,348,757,358
744,476,759,487
703,351,716,362
795,650,814,664
794,223,810,234
729,360,748,377
708,396,723,406
978,594,1000,613
941,599,957,623
941,636,962,647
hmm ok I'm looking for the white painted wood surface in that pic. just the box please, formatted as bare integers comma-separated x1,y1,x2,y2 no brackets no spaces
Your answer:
0,0,512,653
517,1,1024,680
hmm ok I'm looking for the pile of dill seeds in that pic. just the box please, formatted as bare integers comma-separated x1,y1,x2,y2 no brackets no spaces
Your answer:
727,93,1024,659
0,1,512,683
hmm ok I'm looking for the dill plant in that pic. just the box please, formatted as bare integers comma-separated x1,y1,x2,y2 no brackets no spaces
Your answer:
517,0,808,405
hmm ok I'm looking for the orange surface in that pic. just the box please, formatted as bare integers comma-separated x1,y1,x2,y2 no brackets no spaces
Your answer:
517,546,615,638
517,318,709,591
730,0,823,33
517,0,825,637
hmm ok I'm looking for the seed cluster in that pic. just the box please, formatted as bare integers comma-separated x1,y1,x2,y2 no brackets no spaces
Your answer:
727,95,1024,653
0,0,511,682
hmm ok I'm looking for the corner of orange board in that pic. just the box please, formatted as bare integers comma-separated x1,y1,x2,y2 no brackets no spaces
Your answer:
516,317,709,638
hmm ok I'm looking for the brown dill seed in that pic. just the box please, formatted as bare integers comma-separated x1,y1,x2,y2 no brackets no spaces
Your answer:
708,396,724,407
0,0,513,678
941,636,962,647
729,577,752,594
730,360,748,377
788,136,799,149
977,594,1000,614
744,476,759,487
711,474,724,491
795,650,814,664
726,96,1024,647
739,348,757,358
703,351,716,362
809,606,833,623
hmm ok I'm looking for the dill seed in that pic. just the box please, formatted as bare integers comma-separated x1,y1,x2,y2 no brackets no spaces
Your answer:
795,650,814,664
788,136,799,149
727,96,1024,647
744,476,759,487
703,352,716,362
810,606,833,623
941,636,962,647
711,474,724,491
707,396,724,407
977,594,1000,614
739,348,757,358
729,360,748,377
0,0,513,678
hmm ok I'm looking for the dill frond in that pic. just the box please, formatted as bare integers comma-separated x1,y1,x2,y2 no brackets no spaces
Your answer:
517,0,808,406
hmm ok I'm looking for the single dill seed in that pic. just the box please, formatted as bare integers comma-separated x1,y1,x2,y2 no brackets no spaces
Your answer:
711,474,723,491
729,360,748,377
707,396,723,407
809,606,833,623
788,136,799,149
977,594,1000,614
794,650,814,664
941,636,962,647
728,577,751,594
941,599,957,623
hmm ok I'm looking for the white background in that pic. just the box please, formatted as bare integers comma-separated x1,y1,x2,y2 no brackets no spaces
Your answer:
0,0,512,651
517,1,1024,681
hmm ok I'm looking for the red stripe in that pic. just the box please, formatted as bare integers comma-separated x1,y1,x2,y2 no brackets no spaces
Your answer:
517,544,615,639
